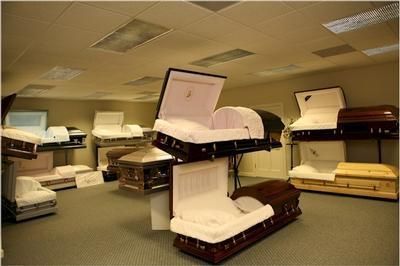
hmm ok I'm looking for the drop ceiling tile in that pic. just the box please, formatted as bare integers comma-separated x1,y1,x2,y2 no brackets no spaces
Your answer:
2,1,71,23
2,14,50,39
284,1,320,10
2,34,32,56
296,58,337,70
232,54,283,72
219,1,293,26
339,23,398,50
86,1,156,16
136,1,212,30
55,2,130,34
182,14,248,40
387,20,399,37
276,25,333,45
326,51,374,67
299,1,374,24
1,49,22,70
369,49,399,63
298,36,346,52
209,62,251,76
255,11,317,37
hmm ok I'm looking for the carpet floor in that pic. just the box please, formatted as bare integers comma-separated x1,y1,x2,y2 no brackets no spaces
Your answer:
1,177,399,265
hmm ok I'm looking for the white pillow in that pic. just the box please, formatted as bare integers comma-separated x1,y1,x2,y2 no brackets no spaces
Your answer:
180,209,237,227
233,196,264,213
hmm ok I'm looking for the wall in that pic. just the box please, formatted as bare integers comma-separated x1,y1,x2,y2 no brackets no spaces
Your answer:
218,61,399,170
10,98,158,168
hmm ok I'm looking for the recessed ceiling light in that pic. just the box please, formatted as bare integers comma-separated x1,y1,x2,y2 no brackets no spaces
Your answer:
191,1,238,12
190,49,254,67
322,2,399,34
18,84,55,97
362,43,399,56
40,66,85,80
91,19,172,53
84,92,112,99
124,76,163,86
253,64,300,76
313,44,356,58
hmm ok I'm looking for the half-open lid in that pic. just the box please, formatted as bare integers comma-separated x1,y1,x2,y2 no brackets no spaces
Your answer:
294,87,346,117
1,94,16,124
94,111,124,127
5,110,47,137
156,68,226,128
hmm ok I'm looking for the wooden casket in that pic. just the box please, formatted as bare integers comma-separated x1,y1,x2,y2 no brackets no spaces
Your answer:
170,158,301,263
117,147,173,194
153,68,284,163
291,162,398,200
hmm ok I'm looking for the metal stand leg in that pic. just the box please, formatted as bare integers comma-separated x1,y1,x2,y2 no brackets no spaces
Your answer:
377,139,382,163
232,154,242,191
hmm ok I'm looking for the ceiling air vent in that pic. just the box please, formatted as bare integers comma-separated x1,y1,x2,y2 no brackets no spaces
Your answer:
124,76,163,86
18,84,55,97
91,19,172,53
253,64,300,76
323,2,399,34
312,44,356,58
362,43,399,56
191,1,238,12
190,49,254,67
40,66,85,80
84,92,112,99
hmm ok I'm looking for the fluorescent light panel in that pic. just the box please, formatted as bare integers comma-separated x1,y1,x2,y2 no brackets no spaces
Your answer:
362,43,399,56
124,76,163,86
323,2,399,34
18,84,55,96
40,66,85,80
191,1,238,11
253,64,300,76
91,19,172,53
313,44,356,58
191,49,254,67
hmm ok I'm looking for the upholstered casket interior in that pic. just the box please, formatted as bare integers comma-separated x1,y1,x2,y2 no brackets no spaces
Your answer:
92,111,143,139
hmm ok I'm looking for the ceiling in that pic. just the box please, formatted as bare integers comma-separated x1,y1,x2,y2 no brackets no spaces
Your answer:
1,1,399,102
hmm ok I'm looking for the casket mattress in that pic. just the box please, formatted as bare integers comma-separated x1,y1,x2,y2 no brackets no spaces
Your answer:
1,127,42,144
289,160,339,181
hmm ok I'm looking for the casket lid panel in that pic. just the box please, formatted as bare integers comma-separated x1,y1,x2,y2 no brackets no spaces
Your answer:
156,68,227,129
172,158,228,216
299,141,346,163
93,111,124,127
118,146,173,166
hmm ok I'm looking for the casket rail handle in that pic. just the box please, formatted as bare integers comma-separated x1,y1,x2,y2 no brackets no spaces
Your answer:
232,237,236,245
234,141,238,149
262,221,267,229
242,232,246,241
171,139,176,148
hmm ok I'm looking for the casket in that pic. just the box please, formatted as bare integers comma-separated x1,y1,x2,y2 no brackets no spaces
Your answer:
171,158,301,263
1,94,40,159
92,111,153,146
291,162,399,199
290,87,346,141
337,105,399,139
153,68,284,162
117,147,173,194
2,160,57,221
106,147,141,180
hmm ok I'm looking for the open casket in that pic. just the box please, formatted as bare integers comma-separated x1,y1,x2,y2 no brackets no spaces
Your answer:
171,158,301,263
1,94,41,160
2,160,57,221
290,87,399,141
92,111,154,145
153,68,284,162
117,147,173,194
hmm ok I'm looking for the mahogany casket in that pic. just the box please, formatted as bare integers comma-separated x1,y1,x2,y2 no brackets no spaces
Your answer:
170,159,301,263
117,147,173,194
153,68,284,162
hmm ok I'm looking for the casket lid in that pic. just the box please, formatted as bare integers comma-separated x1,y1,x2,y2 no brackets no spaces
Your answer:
5,110,48,136
299,141,346,162
94,111,124,127
294,87,346,117
155,68,226,125
1,93,16,124
335,162,398,179
118,146,173,165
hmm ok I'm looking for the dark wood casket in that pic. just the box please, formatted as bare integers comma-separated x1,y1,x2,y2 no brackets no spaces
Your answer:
117,147,173,194
153,68,284,163
106,147,140,180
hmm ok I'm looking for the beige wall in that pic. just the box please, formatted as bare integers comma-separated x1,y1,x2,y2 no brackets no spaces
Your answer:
218,61,399,168
11,98,157,168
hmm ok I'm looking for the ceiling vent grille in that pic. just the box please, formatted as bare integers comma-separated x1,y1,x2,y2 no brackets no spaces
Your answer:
84,92,112,99
362,43,399,56
40,66,85,80
18,84,55,97
190,49,254,67
191,1,238,12
312,44,356,58
124,76,163,86
91,19,172,53
323,2,399,34
253,64,300,76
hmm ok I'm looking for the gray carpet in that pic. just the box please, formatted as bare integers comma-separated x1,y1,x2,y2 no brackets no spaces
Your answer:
1,177,399,265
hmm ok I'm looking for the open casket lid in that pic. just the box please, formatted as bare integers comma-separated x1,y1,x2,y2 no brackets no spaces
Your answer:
93,111,124,127
172,158,228,216
1,93,16,124
299,141,346,162
5,110,48,137
118,146,173,165
294,87,346,117
156,68,226,127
